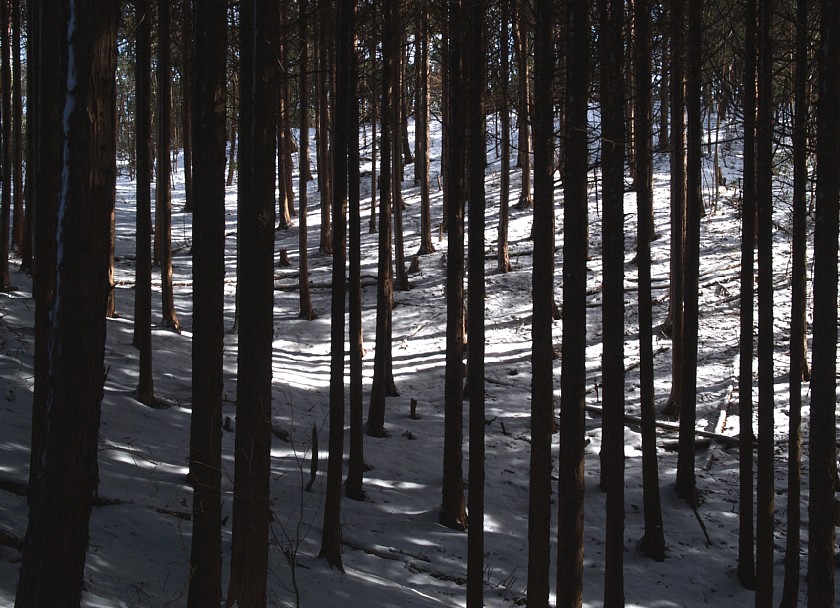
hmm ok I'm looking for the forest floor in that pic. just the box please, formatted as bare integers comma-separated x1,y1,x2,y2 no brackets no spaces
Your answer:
0,116,838,607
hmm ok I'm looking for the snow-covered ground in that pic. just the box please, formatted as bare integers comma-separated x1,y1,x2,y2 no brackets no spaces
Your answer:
0,114,837,607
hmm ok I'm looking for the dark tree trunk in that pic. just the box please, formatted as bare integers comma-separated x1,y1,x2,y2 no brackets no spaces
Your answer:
317,12,333,256
677,0,702,507
737,0,757,590
158,0,180,331
780,0,808,603
415,1,435,256
226,0,276,604
466,2,487,604
663,0,685,418
598,0,626,602
15,4,118,604
0,0,11,289
298,0,316,321
345,24,365,502
557,0,588,602
390,7,409,292
497,0,512,273
369,47,378,235
321,0,355,571
440,0,467,532
10,0,22,254
27,0,64,499
186,1,227,605
754,0,775,602
807,1,839,605
181,0,194,213
276,2,293,229
134,0,155,406
635,0,666,562
367,0,399,438
527,0,555,604
513,2,532,209
19,0,34,275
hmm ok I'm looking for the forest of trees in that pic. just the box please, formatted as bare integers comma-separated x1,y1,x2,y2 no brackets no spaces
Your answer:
0,0,837,606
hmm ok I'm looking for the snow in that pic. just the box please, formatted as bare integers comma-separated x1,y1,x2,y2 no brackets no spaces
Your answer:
0,112,837,607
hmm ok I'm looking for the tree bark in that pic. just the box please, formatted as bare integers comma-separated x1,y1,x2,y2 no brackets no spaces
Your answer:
181,0,194,213
298,0,316,321
0,0,12,289
15,4,119,604
513,2,532,209
415,1,435,256
497,0,512,273
186,1,227,605
227,0,276,605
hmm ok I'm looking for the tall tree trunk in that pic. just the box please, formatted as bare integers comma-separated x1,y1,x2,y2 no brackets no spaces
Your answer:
317,12,333,256
676,0,701,507
298,0,316,321
807,2,839,605
513,2,532,209
15,4,118,604
345,26,365,502
19,0,34,275
367,0,399,438
134,0,155,406
276,2,293,229
497,0,512,273
635,0,666,562
391,4,410,293
158,0,180,331
466,2,487,604
754,0,775,603
737,0,757,590
599,0,626,601
663,0,685,418
10,0,22,253
440,0,468,532
369,48,378,235
415,1,435,256
0,0,11,289
226,0,276,604
321,0,355,571
527,0,555,604
27,0,64,497
181,0,194,213
557,0,588,602
187,1,227,605
780,0,808,603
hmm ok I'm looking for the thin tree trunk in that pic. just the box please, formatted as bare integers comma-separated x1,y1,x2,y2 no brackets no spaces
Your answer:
737,0,757,589
635,0,666,562
779,0,808,603
497,0,512,273
298,0,316,321
416,1,435,256
0,0,12,289
440,0,467,532
181,0,194,213
513,2,532,209
754,0,775,602
158,0,180,331
391,8,410,293
321,0,354,571
10,0,22,253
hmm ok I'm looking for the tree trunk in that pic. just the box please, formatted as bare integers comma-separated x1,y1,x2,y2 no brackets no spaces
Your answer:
780,0,808,603
317,13,333,256
634,0,666,562
15,5,118,604
158,0,180,331
345,25,365,502
276,2,293,229
187,2,227,606
321,0,355,571
391,6,410,293
807,2,839,605
754,0,775,603
557,0,588,602
440,0,468,532
663,0,685,418
527,0,555,604
0,0,11,289
415,1,435,256
598,0,626,602
226,0,276,604
513,2,532,209
181,0,194,213
298,0,316,321
676,0,702,507
466,2,487,604
10,0,22,254
497,0,512,273
367,0,399,438
737,0,757,590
